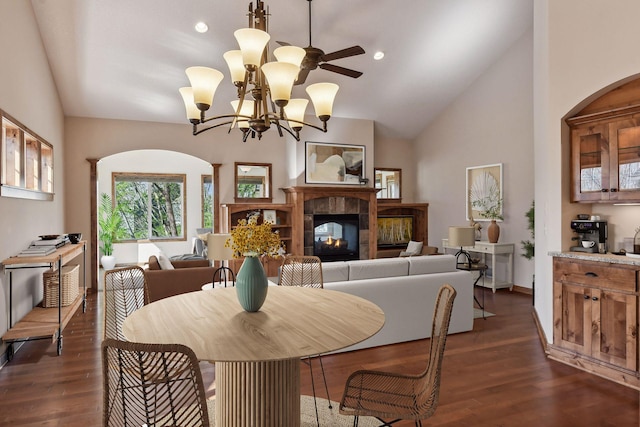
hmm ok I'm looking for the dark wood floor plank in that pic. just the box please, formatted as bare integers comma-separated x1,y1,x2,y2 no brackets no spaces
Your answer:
1,287,639,426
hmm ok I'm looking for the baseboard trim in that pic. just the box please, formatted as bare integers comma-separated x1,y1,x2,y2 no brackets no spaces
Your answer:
531,308,549,354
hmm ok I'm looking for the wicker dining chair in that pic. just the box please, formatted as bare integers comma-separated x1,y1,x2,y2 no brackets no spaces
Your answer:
339,283,457,427
279,255,330,426
102,338,213,427
103,266,146,340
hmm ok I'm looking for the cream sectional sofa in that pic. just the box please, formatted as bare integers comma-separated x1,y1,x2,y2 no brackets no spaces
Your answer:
321,255,474,352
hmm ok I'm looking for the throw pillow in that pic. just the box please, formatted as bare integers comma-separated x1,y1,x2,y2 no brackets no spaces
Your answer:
157,253,175,270
404,240,423,256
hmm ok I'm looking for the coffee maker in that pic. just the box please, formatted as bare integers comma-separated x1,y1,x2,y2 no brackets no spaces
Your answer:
570,220,608,253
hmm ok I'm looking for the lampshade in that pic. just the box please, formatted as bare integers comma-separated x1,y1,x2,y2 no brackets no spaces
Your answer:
283,98,308,130
234,28,270,69
306,82,339,121
185,67,224,111
207,233,234,261
230,100,255,129
448,226,475,248
273,46,306,68
223,50,246,84
261,62,300,106
178,87,201,122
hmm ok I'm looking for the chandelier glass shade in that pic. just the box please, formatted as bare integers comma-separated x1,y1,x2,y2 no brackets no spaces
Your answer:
179,0,340,141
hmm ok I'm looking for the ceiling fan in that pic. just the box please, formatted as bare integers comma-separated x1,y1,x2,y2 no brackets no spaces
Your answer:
277,0,365,85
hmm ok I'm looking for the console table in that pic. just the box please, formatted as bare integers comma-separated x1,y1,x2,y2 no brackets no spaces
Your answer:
442,239,514,292
1,242,86,360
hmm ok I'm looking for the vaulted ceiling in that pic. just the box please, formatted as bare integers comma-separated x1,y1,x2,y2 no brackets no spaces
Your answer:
31,0,532,141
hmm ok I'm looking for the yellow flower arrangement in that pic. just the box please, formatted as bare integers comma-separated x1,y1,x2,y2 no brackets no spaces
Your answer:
226,215,284,258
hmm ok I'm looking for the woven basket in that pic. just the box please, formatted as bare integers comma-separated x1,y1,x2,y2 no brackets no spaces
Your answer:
43,264,79,308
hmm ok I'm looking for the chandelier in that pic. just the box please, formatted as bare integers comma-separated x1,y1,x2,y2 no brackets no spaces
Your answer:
179,0,339,142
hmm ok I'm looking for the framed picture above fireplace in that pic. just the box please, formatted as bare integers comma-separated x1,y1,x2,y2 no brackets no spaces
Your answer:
305,141,365,184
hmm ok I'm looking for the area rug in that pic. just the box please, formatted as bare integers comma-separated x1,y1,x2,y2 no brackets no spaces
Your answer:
206,395,379,426
474,308,495,318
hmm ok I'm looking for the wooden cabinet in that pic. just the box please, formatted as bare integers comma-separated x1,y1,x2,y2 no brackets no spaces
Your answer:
567,78,640,203
550,256,640,387
220,203,293,278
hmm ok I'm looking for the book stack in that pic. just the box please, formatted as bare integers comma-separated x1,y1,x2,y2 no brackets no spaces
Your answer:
17,245,57,257
31,236,69,248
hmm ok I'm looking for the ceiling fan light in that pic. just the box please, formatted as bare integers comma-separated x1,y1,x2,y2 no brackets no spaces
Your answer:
178,87,201,122
283,98,308,130
261,62,299,106
185,66,224,111
230,99,255,129
273,46,306,67
234,28,270,69
223,50,246,84
306,82,339,120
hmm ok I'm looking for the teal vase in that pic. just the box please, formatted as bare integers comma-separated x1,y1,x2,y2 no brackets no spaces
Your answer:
235,256,268,312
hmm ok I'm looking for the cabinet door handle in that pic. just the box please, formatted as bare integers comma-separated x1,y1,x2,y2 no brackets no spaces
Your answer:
592,296,599,301
585,272,598,277
584,295,590,300
610,188,618,192
601,189,609,193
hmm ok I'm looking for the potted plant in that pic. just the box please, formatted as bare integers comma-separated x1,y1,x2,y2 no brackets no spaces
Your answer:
98,192,123,270
472,197,503,243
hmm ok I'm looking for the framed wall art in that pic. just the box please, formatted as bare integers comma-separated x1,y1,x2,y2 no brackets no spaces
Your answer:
466,163,503,221
305,141,365,184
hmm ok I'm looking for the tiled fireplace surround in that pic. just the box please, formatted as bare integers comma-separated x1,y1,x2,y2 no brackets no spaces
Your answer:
282,187,378,260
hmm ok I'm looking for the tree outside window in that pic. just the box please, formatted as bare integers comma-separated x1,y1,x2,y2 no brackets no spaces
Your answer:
114,173,185,240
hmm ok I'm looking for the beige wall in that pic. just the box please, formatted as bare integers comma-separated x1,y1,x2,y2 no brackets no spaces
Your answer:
0,1,65,352
534,0,640,341
413,28,535,289
373,137,416,203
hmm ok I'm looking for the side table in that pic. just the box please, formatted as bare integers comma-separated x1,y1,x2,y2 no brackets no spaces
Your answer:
442,239,514,292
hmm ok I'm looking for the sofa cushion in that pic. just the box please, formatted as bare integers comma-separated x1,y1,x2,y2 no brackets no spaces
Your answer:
348,258,409,281
400,240,423,257
157,253,175,270
408,254,456,275
321,261,350,283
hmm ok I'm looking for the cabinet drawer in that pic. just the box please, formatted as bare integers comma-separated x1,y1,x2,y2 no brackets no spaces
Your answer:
474,242,491,252
554,259,637,292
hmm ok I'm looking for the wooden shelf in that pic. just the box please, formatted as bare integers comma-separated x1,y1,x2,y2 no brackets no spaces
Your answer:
1,241,86,358
2,290,83,342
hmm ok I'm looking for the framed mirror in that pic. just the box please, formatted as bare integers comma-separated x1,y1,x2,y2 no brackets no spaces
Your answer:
375,168,402,201
235,162,272,203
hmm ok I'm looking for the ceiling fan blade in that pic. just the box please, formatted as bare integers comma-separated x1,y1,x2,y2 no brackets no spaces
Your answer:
319,63,363,79
294,68,311,85
276,40,291,46
321,46,365,62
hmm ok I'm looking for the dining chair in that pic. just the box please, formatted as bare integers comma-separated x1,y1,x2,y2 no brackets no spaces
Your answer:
103,265,146,340
102,338,213,427
279,255,330,426
339,283,457,427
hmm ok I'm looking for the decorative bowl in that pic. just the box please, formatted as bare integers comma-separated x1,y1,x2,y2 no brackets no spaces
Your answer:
68,233,82,244
39,234,60,240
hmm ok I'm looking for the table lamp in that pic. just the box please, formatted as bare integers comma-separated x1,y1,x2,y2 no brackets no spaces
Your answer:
448,226,476,268
207,233,235,287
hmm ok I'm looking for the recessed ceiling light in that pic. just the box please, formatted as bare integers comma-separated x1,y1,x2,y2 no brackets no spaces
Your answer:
373,51,385,60
195,22,208,33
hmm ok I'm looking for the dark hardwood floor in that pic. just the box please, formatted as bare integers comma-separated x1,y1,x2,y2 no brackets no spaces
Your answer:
1,287,639,426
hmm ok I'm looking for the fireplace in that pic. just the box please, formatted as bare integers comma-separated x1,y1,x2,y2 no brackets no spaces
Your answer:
313,214,360,261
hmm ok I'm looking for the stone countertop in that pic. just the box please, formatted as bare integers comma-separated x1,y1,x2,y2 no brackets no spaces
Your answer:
549,251,640,267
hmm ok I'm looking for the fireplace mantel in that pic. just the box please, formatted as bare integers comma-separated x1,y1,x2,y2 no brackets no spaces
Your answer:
281,186,378,259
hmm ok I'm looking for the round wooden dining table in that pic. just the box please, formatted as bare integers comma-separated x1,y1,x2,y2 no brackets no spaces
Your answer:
122,285,384,427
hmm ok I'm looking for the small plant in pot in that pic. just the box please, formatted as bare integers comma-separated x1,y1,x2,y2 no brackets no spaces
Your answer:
98,193,124,270
472,197,503,243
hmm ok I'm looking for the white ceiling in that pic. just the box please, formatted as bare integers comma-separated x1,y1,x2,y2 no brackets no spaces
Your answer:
30,0,532,141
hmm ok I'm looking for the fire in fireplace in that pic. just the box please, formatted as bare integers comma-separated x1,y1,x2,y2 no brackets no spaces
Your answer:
313,214,359,261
